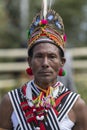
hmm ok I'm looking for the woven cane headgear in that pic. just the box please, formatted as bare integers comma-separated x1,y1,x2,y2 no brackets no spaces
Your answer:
27,0,67,56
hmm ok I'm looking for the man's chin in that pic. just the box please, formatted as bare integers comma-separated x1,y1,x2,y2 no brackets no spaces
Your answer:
38,76,53,84
38,74,52,79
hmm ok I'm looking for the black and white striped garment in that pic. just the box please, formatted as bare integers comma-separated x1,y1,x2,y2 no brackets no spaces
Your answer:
8,80,79,130
16,124,21,130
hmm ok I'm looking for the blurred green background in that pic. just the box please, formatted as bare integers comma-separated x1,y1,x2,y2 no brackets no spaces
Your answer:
0,0,87,103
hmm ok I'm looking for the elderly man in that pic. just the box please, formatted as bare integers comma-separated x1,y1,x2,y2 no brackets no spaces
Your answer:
0,0,87,129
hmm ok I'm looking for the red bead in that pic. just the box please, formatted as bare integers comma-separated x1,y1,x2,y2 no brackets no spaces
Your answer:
58,68,66,76
26,68,33,75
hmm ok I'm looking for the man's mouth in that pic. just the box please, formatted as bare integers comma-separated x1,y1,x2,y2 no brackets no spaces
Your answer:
38,71,52,76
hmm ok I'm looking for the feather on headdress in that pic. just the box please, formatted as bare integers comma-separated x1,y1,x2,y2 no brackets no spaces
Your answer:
42,0,55,19
28,0,67,55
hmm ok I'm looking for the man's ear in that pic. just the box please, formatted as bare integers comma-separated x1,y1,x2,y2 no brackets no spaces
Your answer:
27,56,32,67
60,57,66,67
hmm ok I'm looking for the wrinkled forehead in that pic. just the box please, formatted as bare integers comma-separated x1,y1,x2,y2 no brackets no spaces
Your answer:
33,42,59,53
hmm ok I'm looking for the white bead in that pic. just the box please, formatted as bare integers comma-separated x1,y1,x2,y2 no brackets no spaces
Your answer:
45,109,48,112
35,127,40,130
36,116,40,120
33,109,36,112
36,115,44,120
40,115,44,120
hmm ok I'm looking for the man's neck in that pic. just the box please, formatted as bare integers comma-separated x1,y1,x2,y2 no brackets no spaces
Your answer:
34,80,57,90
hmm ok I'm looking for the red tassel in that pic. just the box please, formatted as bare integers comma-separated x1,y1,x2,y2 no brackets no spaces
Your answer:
63,34,67,42
40,122,46,130
58,68,66,76
26,68,33,76
20,101,29,111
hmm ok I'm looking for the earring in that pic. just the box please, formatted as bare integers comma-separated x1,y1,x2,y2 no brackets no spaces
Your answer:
58,68,66,76
26,67,33,76
63,34,67,42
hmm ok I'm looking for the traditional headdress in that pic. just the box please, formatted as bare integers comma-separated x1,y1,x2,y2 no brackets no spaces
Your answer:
27,0,67,56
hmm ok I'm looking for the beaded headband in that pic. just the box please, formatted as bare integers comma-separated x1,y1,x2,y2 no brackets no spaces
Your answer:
27,0,67,54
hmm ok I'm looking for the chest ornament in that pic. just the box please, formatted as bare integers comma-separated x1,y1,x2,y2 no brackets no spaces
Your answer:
20,83,69,130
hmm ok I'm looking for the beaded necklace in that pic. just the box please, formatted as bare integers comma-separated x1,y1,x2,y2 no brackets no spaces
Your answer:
20,81,62,130
33,86,56,108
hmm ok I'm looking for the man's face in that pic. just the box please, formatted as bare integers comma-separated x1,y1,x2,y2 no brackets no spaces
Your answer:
28,43,65,86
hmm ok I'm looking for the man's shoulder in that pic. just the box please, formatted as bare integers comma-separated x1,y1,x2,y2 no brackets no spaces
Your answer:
0,93,13,129
0,93,10,105
73,96,87,111
0,93,13,111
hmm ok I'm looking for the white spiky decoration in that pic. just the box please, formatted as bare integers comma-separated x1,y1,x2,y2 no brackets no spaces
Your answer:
48,0,54,10
42,0,55,19
42,0,47,19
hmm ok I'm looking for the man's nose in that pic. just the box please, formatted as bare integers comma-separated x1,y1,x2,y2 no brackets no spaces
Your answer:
42,57,49,68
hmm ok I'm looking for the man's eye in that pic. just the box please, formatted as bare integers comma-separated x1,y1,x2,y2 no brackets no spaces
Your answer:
35,55,42,58
50,55,56,58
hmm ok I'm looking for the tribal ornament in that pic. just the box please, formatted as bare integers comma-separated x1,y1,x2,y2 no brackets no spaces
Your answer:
27,0,67,55
8,81,79,130
20,83,61,129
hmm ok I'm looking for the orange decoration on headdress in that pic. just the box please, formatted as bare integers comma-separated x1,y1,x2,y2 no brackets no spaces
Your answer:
27,3,67,54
